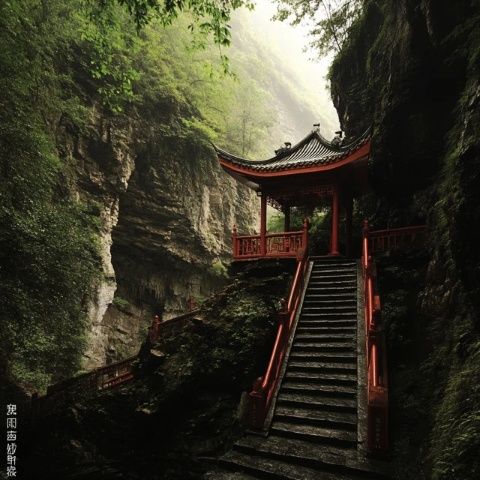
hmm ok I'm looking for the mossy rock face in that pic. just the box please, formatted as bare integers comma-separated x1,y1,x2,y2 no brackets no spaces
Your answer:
330,1,480,478
24,263,292,479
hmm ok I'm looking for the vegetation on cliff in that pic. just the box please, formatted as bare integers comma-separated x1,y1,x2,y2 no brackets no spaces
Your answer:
0,0,314,392
325,1,480,479
24,262,293,479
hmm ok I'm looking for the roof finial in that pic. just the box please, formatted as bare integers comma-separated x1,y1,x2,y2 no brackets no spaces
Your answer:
275,142,292,155
313,123,321,132
331,130,344,147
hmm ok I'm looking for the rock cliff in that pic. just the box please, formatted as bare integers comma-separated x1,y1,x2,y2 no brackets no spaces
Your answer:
330,1,480,478
71,107,258,369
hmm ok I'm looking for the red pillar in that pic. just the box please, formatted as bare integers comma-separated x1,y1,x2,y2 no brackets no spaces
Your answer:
260,193,267,255
330,187,340,255
345,195,353,257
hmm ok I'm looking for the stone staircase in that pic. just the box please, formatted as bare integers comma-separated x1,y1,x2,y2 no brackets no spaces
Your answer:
205,258,389,480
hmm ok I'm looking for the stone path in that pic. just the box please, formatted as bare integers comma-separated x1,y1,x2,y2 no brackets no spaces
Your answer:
205,258,389,479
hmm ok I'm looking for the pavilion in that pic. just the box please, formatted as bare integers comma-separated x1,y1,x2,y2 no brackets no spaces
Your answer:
214,127,371,259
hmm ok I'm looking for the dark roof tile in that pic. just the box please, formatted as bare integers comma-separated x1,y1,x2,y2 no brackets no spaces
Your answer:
215,129,370,172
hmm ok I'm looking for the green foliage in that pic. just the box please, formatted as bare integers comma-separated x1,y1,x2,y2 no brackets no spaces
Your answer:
0,202,101,390
0,0,286,393
93,0,255,75
0,0,103,391
273,0,362,57
129,13,277,157
430,347,480,480
268,207,331,255
24,266,293,478
112,296,132,311
82,2,142,112
210,260,228,278
108,0,255,42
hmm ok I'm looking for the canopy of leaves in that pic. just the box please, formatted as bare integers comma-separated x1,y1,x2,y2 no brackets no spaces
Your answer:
99,0,255,69
273,0,362,57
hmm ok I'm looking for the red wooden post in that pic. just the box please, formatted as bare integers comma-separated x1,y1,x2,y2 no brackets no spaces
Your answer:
330,187,340,255
248,377,266,429
232,224,237,258
363,219,370,269
148,315,162,343
260,193,267,256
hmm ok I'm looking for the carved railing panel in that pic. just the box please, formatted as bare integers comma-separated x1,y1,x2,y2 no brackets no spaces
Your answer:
369,225,426,254
232,222,308,260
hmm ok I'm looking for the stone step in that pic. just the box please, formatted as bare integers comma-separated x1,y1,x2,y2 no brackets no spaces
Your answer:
310,271,356,277
294,333,356,342
291,342,354,353
304,290,356,298
301,310,357,318
311,262,356,267
302,305,356,312
307,286,356,293
284,371,357,386
271,421,357,448
289,352,357,363
218,450,365,480
302,307,356,312
310,272,356,278
204,469,263,480
303,296,357,309
280,382,356,397
300,312,357,320
274,405,357,431
309,274,357,280
297,319,357,328
291,346,354,355
311,264,357,271
296,326,356,334
304,300,356,304
305,291,356,297
277,392,357,413
302,305,357,311
233,435,389,479
308,281,357,289
301,310,357,316
288,361,357,374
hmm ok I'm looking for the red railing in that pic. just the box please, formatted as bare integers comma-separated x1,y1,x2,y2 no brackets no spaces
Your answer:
369,225,426,254
232,221,308,260
362,220,389,455
362,221,426,455
244,252,309,429
31,310,201,418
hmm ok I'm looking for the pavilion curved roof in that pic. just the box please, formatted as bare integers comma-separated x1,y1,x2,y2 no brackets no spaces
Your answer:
214,128,371,174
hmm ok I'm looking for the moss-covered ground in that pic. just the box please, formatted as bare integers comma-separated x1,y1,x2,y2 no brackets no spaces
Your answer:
23,260,294,480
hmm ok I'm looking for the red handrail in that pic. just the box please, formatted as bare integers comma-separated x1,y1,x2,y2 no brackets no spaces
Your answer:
368,225,426,237
369,225,426,254
362,220,389,455
31,309,202,418
245,228,309,429
363,221,427,454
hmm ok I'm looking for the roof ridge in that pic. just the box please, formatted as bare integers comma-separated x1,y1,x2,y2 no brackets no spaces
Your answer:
213,127,371,169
